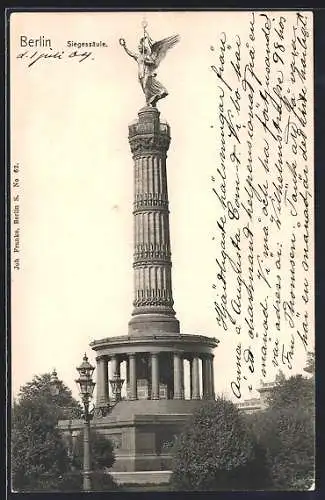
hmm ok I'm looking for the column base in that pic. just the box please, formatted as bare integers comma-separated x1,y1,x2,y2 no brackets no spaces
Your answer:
128,314,180,335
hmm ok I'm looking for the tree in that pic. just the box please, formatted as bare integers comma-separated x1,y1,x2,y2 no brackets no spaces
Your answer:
267,374,314,412
11,373,117,491
170,398,269,491
14,373,82,414
303,351,315,375
11,373,81,491
248,374,315,490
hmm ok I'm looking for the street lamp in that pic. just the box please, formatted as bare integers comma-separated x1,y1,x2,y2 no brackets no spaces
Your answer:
49,368,60,397
109,373,125,403
75,353,96,492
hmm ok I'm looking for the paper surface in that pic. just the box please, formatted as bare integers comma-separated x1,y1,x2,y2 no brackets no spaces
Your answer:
10,10,314,406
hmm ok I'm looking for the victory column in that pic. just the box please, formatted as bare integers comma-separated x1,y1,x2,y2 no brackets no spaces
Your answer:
59,23,219,481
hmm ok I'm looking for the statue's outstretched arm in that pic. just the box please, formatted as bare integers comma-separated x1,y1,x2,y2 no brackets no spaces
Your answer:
119,38,137,61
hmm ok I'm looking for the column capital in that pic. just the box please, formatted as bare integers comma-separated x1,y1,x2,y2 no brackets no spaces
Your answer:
199,352,212,360
96,354,108,361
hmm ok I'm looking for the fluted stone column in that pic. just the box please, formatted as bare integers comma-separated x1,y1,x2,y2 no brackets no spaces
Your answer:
189,358,193,400
202,355,210,400
180,356,185,399
191,356,200,400
151,353,159,399
173,353,182,399
96,356,109,407
209,354,215,399
126,357,129,385
129,353,137,400
128,106,180,336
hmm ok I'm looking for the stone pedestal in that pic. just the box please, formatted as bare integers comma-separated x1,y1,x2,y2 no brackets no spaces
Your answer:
59,399,208,473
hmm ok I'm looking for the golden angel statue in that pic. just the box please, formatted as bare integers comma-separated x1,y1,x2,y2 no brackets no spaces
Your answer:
119,28,180,107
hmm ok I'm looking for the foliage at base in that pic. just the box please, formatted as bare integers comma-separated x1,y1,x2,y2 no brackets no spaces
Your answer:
71,430,115,471
12,471,119,492
11,373,81,491
246,374,315,490
170,397,270,491
11,372,116,492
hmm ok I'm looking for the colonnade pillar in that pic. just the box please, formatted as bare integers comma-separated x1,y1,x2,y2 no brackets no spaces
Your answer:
173,353,183,399
180,356,185,398
189,359,193,398
209,354,215,399
94,351,215,403
202,355,210,399
151,353,159,399
129,353,137,400
96,356,109,407
191,356,200,400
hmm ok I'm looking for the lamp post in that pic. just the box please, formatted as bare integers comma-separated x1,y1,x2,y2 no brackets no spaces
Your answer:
109,373,125,403
49,368,60,397
75,353,96,492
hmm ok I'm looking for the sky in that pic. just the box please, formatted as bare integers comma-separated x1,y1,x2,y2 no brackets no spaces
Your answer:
10,11,314,403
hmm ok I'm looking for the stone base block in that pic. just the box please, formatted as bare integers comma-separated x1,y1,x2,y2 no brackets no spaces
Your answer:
110,470,172,485
128,314,180,335
58,400,206,473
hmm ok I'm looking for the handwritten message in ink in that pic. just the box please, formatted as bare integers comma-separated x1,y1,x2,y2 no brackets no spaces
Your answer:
209,11,313,398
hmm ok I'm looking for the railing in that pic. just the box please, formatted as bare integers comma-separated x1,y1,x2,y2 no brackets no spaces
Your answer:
129,122,170,136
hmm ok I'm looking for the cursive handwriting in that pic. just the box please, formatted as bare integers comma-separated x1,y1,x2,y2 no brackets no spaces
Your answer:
210,11,313,398
16,48,94,67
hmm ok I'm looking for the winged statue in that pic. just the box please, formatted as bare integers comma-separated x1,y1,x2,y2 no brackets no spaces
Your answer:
119,29,180,107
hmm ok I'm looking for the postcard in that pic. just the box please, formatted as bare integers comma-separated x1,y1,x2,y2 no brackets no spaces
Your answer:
9,10,315,492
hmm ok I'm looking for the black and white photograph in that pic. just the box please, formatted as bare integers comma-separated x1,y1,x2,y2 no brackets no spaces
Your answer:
9,10,315,492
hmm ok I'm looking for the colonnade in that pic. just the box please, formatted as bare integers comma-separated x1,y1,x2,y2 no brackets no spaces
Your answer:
95,352,215,407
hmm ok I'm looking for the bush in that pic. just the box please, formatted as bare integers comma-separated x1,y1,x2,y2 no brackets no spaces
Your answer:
170,398,269,491
71,430,115,471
